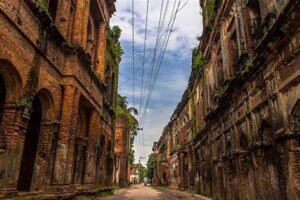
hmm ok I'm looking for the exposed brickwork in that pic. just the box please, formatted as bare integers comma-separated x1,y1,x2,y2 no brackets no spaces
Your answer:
114,117,131,187
152,0,300,200
0,0,118,198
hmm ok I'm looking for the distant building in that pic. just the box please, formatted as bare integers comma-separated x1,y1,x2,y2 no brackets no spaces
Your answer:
130,164,141,184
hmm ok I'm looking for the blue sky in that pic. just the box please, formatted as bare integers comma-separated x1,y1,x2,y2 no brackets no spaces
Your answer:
111,0,202,165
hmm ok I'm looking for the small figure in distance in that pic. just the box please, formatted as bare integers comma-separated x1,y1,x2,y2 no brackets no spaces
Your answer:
143,177,148,186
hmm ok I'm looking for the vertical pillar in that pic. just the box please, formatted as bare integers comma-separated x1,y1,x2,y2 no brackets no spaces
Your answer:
81,0,91,49
95,21,108,81
56,0,72,39
52,85,80,184
72,0,90,47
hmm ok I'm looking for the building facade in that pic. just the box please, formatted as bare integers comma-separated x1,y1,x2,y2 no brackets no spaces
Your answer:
114,117,131,187
152,0,300,199
0,0,119,198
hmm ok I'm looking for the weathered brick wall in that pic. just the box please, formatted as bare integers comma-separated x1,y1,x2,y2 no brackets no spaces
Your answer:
193,0,300,199
154,1,300,199
114,117,130,186
0,0,117,198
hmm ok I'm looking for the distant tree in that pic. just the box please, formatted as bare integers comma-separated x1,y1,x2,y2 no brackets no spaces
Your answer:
139,164,147,180
146,154,154,179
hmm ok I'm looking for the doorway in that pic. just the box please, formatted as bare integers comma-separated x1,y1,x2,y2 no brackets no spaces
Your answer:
17,96,42,191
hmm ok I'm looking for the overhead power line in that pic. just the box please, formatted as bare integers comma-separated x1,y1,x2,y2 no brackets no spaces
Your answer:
132,0,135,106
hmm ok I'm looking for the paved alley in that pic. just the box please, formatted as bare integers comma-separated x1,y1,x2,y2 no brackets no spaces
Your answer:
100,184,209,200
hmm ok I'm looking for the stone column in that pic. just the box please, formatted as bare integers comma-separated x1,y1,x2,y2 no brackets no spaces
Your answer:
95,21,108,81
52,85,80,184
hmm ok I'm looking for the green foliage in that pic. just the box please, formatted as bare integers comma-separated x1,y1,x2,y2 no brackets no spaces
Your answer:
192,47,204,73
244,54,255,74
16,97,32,108
204,0,217,28
139,165,147,180
106,26,124,67
245,54,255,68
34,0,49,12
116,94,138,165
146,154,154,178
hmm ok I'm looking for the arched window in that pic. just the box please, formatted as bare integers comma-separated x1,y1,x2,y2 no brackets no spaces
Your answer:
48,0,58,21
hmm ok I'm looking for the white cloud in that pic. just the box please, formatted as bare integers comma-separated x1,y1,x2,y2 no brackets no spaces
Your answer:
111,0,202,53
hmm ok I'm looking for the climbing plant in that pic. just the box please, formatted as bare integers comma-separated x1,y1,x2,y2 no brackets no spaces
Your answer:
204,0,217,28
105,26,124,111
192,47,204,73
106,26,124,67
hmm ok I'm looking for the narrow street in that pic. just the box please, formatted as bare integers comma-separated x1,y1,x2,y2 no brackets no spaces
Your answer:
101,184,209,200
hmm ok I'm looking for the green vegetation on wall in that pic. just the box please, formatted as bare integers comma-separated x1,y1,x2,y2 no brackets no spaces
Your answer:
204,0,217,28
106,26,123,110
106,26,124,68
192,47,204,73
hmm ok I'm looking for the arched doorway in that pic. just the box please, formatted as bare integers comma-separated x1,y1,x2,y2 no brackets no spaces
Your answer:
17,96,42,191
72,98,91,185
0,74,6,123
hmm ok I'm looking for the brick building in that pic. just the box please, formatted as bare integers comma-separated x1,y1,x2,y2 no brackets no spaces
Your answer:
152,0,300,199
0,0,119,198
114,117,131,187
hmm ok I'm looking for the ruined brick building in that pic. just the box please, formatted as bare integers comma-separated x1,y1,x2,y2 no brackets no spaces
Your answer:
152,0,300,199
114,117,131,187
0,0,119,198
